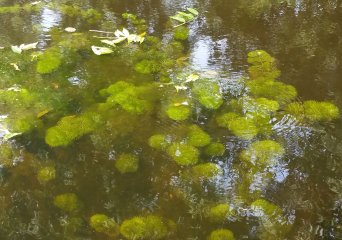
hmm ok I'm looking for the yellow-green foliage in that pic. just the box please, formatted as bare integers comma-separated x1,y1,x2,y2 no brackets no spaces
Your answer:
208,229,235,240
286,101,339,122
192,79,223,109
187,125,211,147
0,3,41,14
36,48,63,74
81,8,102,23
173,26,189,41
247,50,280,80
0,143,14,167
0,88,36,109
134,60,161,74
217,113,258,140
37,166,56,182
102,81,155,114
120,215,168,240
0,5,20,14
148,134,169,150
251,199,282,218
89,214,119,237
204,142,225,156
246,79,297,105
45,112,102,147
58,4,101,23
207,204,231,222
242,97,280,117
115,153,139,174
166,105,191,121
6,115,41,133
240,140,285,166
167,143,199,166
122,12,146,26
191,163,220,180
53,193,80,213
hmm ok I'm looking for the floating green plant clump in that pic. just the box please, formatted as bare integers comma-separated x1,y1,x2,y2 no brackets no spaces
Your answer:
240,140,285,167
190,163,221,180
247,50,280,80
166,104,191,121
37,166,56,182
285,101,339,122
115,153,139,174
53,193,81,213
204,142,225,156
187,124,211,147
193,79,223,109
167,143,199,166
89,214,119,237
120,215,169,240
173,26,189,41
148,134,169,150
207,203,232,222
208,229,235,240
45,112,102,147
36,48,63,74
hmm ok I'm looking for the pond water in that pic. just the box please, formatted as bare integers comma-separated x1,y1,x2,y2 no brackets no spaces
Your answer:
0,0,342,239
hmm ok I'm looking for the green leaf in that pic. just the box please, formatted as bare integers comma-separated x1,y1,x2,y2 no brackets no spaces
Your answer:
170,15,186,23
187,8,199,15
177,11,194,20
91,46,113,55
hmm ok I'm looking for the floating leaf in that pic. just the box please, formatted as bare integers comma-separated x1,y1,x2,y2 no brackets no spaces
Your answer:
170,15,186,23
37,109,50,118
11,45,22,54
20,42,38,51
187,8,199,15
91,46,113,55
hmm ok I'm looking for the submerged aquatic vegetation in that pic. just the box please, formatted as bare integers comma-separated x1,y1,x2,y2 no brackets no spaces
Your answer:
190,163,221,180
192,79,223,109
204,142,225,156
115,153,139,174
240,140,285,167
0,142,15,167
247,50,280,80
207,203,232,223
167,143,199,166
166,104,191,121
134,59,161,74
173,26,189,41
53,193,81,213
45,112,102,147
170,8,198,27
89,214,119,237
36,48,63,74
208,229,235,240
120,215,169,240
37,166,56,182
187,124,211,147
148,134,169,150
285,101,339,122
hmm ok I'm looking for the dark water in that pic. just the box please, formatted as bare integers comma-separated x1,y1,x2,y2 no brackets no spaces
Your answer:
0,0,342,239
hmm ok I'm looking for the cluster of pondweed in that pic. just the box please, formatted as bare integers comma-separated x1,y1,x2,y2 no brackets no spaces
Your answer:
0,2,42,14
114,153,139,174
36,47,63,74
89,214,119,237
208,229,235,240
37,166,56,183
53,193,82,214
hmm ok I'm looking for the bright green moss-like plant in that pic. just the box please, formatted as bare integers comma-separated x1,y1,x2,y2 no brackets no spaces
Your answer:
242,97,280,117
36,48,63,74
191,163,221,180
207,204,231,222
115,153,139,174
45,112,102,147
53,193,80,213
240,140,285,166
304,101,339,121
173,26,189,41
167,143,199,166
148,134,169,150
37,166,56,182
166,105,191,121
192,79,223,109
120,215,168,240
216,112,240,128
187,125,211,147
204,142,225,156
134,59,161,74
251,199,282,218
208,229,235,240
247,50,280,80
89,214,119,237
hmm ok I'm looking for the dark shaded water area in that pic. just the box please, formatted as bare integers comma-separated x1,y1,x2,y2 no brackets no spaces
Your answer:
0,0,342,239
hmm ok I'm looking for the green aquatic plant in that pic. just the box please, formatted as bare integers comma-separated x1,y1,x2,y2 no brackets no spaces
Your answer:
173,26,189,41
187,125,211,147
81,8,102,23
53,193,80,213
207,203,232,222
247,50,280,80
0,143,14,167
208,229,235,240
286,101,339,122
166,104,191,121
45,112,102,147
89,214,119,237
120,215,168,240
240,140,285,167
0,3,41,14
37,166,56,182
246,79,297,105
148,134,169,150
36,48,63,74
251,199,282,218
242,97,280,117
134,59,161,74
204,142,225,156
167,143,199,166
170,8,198,27
216,113,240,128
192,79,223,109
115,153,139,174
5,115,41,133
191,163,221,180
